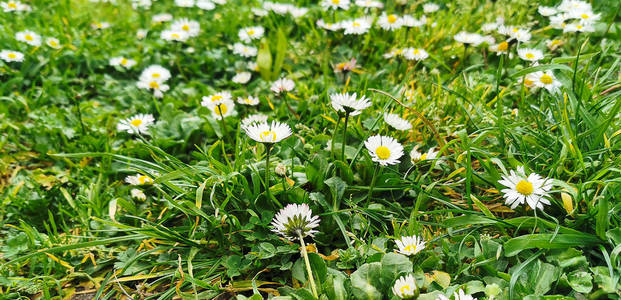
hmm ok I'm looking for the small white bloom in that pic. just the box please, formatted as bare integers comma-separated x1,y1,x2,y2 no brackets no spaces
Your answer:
537,6,557,16
316,19,342,31
2,1,31,12
201,91,233,105
395,235,425,256
125,174,154,185
117,114,155,135
233,43,257,57
378,13,403,31
196,0,215,10
152,13,173,23
410,146,439,163
45,38,61,49
237,95,259,105
271,203,320,241
139,65,171,83
238,26,264,43
320,0,349,10
437,289,477,300
403,48,429,61
517,48,544,62
110,57,137,68
245,121,292,143
453,31,484,46
136,29,148,39
171,18,200,37
393,274,417,299
330,92,372,116
161,29,189,42
365,135,404,166
423,2,440,13
232,72,252,84
241,113,268,129
130,188,147,200
205,99,236,120
384,113,412,131
270,78,295,95
354,0,383,8
0,50,24,62
174,0,195,7
534,71,562,93
341,18,371,35
15,30,41,46
91,22,111,30
498,166,553,211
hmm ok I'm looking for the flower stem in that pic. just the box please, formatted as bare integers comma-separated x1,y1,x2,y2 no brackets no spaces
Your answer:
331,116,341,160
366,164,380,208
341,111,350,162
218,105,229,143
265,144,280,207
298,231,318,298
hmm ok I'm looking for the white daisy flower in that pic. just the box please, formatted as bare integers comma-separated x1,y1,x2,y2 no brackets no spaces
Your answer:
91,22,111,30
270,78,295,95
160,29,189,42
139,65,171,83
237,95,259,105
365,135,404,166
395,235,426,256
498,166,553,211
354,0,383,9
330,92,371,116
403,48,429,61
489,41,509,55
517,48,544,62
271,203,320,241
136,79,170,98
196,0,215,10
550,14,569,29
423,2,440,13
136,29,148,39
247,61,259,71
0,50,24,62
289,7,309,18
403,15,426,28
437,289,477,300
537,6,557,16
453,31,484,46
241,113,268,129
125,174,154,185
174,0,194,7
534,71,562,93
110,57,137,68
569,10,600,24
45,38,61,49
171,18,200,37
131,0,152,9
384,113,412,131
316,19,342,31
244,121,292,143
481,22,499,32
232,72,252,84
205,99,236,120
2,1,30,12
410,146,439,163
15,30,41,47
393,274,418,299
320,0,349,10
563,22,594,33
238,26,265,43
117,114,155,135
383,48,405,59
512,29,532,43
378,13,404,31
152,13,173,23
517,72,539,89
130,188,147,200
201,91,233,105
558,0,592,14
251,7,268,16
342,18,371,35
233,43,257,57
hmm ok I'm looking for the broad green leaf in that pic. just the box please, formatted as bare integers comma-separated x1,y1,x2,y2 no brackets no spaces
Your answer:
504,234,601,257
257,38,272,80
350,262,382,300
567,270,593,293
380,253,413,287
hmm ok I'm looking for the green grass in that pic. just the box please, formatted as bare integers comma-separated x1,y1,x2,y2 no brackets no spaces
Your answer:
0,0,620,299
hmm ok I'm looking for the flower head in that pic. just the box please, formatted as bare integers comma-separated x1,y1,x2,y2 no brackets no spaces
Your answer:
46,38,61,49
342,18,371,35
131,188,147,200
403,48,429,61
517,48,544,62
125,174,154,185
498,166,553,210
171,18,200,37
384,113,412,131
237,95,259,105
0,50,24,62
393,274,418,299
378,13,403,31
330,92,371,116
161,29,189,42
16,30,41,46
365,135,404,166
534,71,561,93
245,121,292,143
437,289,477,300
117,114,155,135
110,57,137,68
395,235,426,256
239,26,264,43
232,72,252,84
320,0,349,10
241,114,268,129
270,78,295,95
271,203,320,241
410,146,439,163
454,31,484,46
233,43,257,57
206,99,236,120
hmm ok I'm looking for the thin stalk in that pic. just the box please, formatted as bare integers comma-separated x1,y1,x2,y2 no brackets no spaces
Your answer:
218,105,229,143
298,231,318,298
331,116,341,160
341,111,350,162
365,164,380,208
495,53,505,150
265,144,273,204
461,44,469,72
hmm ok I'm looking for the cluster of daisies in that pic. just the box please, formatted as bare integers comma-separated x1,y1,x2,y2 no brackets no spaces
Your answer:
540,0,600,33
0,29,61,63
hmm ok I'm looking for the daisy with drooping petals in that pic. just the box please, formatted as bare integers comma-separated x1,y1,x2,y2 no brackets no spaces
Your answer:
342,18,371,35
244,121,292,143
330,92,371,116
237,95,259,105
270,78,295,95
517,48,544,62
125,174,154,185
130,188,147,200
232,72,252,84
238,26,264,43
395,235,426,256
271,203,320,241
410,146,439,163
241,114,268,129
365,135,404,166
171,18,200,37
498,166,553,211
437,289,477,300
110,57,137,68
201,91,233,105
16,30,41,46
117,114,155,135
0,50,24,62
233,43,257,57
320,0,349,10
378,13,403,31
454,31,484,46
393,274,418,299
489,41,509,55
538,6,557,16
384,113,412,131
403,48,429,61
46,38,61,49
534,71,562,93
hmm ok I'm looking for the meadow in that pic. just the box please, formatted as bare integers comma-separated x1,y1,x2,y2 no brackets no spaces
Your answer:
0,0,620,299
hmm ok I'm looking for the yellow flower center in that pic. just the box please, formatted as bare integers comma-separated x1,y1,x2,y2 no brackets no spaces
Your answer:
212,95,223,101
244,98,253,104
182,25,190,31
25,34,33,41
9,2,17,8
50,40,58,47
97,23,103,28
516,180,534,196
404,244,415,252
387,15,398,24
353,22,360,27
214,103,228,115
576,25,583,29
172,33,180,38
149,81,160,89
395,49,403,55
400,285,411,294
498,41,508,51
138,175,152,184
331,0,339,4
525,53,534,59
260,130,277,142
121,58,128,65
524,78,534,86
540,74,553,84
152,73,160,78
420,153,428,161
581,14,589,19
130,119,143,127
247,29,255,35
512,27,519,33
375,146,391,160
7,53,16,59
551,40,562,46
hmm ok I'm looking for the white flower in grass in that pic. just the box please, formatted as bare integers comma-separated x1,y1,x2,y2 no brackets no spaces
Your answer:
423,2,440,13
568,10,600,24
403,48,429,61
365,135,404,166
117,114,155,135
175,0,194,7
131,0,152,9
410,146,439,163
537,6,557,16
403,15,426,28
558,0,592,14
91,22,111,30
316,19,342,31
517,48,543,62
289,7,309,18
232,72,252,84
137,79,169,98
354,0,383,9
196,0,215,10
437,289,477,300
125,174,154,185
453,31,484,46
481,22,499,32
533,71,562,93
498,26,531,43
171,18,200,37
517,72,539,89
16,30,41,46
136,29,148,39
270,78,295,95
0,50,24,62
46,38,61,49
378,13,403,31
251,7,268,16
110,57,137,68
152,13,173,23
245,121,292,143
233,43,257,57
384,113,411,131
131,188,147,200
247,61,259,71
238,26,264,43
271,203,320,241
160,30,189,42
488,41,509,55
330,92,371,116
206,99,236,120
563,22,594,33
384,48,404,59
241,114,268,129
393,274,417,299
395,235,425,256
139,65,171,83
320,0,349,10
342,18,371,35
201,91,232,105
498,166,553,211
237,95,259,105
2,1,31,12
211,0,226,4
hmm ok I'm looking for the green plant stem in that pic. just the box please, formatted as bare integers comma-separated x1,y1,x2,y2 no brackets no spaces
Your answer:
264,144,280,207
366,164,380,208
341,111,350,162
331,116,341,160
298,231,318,298
218,106,229,143
495,53,505,150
